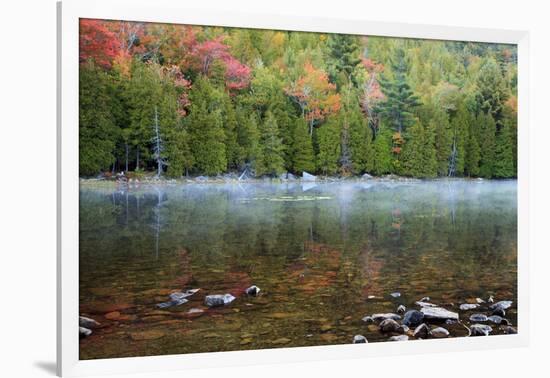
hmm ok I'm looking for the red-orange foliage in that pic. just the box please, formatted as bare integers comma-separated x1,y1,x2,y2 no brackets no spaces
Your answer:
285,62,341,129
79,19,121,69
361,57,385,118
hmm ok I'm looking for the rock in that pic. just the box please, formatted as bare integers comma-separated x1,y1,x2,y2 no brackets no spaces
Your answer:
397,305,406,314
79,316,100,329
390,292,401,298
421,307,459,322
488,295,494,303
459,303,480,311
397,324,409,334
361,316,374,323
502,326,517,334
487,315,507,325
389,335,409,341
245,285,261,296
413,323,429,339
490,301,513,311
130,330,165,341
470,324,493,336
302,172,317,181
379,318,401,332
204,293,236,307
430,327,450,338
476,297,486,304
416,301,437,307
367,295,377,299
353,335,368,344
195,175,208,182
287,173,297,181
169,288,200,301
79,327,92,338
492,308,506,317
403,310,424,327
371,313,401,321
469,313,488,322
156,298,188,309
420,297,431,302
362,173,373,179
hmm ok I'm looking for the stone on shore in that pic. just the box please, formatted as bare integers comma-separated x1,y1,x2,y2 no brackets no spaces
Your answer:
469,313,488,322
403,310,424,327
390,292,401,298
502,326,517,334
397,305,406,314
371,313,401,322
416,301,437,307
430,327,450,338
421,307,459,322
302,172,317,181
459,303,479,311
490,301,513,311
413,323,429,339
353,335,368,344
470,324,493,336
492,308,506,317
379,318,401,332
487,315,507,325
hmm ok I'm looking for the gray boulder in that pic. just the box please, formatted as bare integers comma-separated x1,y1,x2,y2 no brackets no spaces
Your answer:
421,307,459,322
413,323,429,339
470,323,493,336
469,313,488,322
403,310,424,327
379,318,401,332
430,327,450,338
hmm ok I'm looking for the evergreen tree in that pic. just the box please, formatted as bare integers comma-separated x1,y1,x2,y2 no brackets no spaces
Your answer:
326,34,362,87
448,103,470,176
475,57,509,127
292,118,316,173
465,119,481,177
186,76,227,175
369,126,393,175
493,117,515,178
316,116,341,175
401,121,437,178
376,47,421,134
79,62,118,175
256,111,285,176
478,113,497,178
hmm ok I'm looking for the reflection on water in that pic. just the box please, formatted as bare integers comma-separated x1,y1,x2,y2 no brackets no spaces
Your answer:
79,179,517,359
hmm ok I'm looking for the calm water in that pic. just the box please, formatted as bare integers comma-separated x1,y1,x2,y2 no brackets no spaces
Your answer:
79,179,517,359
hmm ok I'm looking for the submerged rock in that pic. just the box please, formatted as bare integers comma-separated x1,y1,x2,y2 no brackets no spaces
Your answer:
403,310,424,327
469,313,488,322
490,301,513,311
430,327,450,338
157,288,199,309
459,303,480,311
471,324,493,336
302,172,317,181
379,318,401,332
397,305,407,314
204,293,236,307
79,316,100,329
413,323,429,339
79,327,92,338
421,307,459,322
372,313,401,322
390,292,401,298
389,335,409,341
353,335,368,344
245,285,261,296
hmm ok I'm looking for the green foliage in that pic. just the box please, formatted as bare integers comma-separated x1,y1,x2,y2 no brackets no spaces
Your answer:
316,116,341,175
493,117,515,178
291,117,316,174
478,113,497,178
256,111,285,176
368,127,393,175
402,121,437,178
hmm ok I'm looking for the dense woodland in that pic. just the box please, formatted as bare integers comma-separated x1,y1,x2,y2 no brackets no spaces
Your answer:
79,19,518,179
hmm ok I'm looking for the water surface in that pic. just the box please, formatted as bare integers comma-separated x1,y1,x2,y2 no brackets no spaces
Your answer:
79,179,517,359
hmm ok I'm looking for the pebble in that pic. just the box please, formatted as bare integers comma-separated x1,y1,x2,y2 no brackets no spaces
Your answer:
397,305,407,314
470,324,493,336
469,313,488,322
459,303,480,311
245,285,261,296
353,335,368,344
430,327,450,338
390,292,401,298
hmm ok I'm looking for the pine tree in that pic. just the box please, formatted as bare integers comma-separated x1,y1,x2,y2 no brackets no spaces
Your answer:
186,76,227,175
291,117,316,173
376,47,421,134
475,57,509,127
316,116,341,175
465,119,481,177
493,118,515,178
326,34,362,87
478,113,497,178
448,103,470,177
369,126,393,175
256,111,285,176
402,121,437,178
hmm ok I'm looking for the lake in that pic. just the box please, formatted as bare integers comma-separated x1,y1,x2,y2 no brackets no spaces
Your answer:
79,179,517,359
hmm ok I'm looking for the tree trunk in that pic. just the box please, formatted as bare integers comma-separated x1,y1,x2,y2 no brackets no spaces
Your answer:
125,143,129,173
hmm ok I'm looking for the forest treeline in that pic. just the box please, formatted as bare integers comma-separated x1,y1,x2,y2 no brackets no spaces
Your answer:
79,19,518,178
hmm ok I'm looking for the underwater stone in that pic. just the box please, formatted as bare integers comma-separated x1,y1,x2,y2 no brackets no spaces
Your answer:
459,303,480,311
245,285,261,296
421,307,459,322
403,310,424,327
469,313,489,322
204,294,236,307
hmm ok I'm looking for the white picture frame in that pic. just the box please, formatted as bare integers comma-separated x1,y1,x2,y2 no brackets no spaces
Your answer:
57,0,530,376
